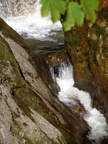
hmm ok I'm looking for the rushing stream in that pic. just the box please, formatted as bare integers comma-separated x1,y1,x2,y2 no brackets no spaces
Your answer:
0,0,62,41
0,0,108,143
50,60,108,143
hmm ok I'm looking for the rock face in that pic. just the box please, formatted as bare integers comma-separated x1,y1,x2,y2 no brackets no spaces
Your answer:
47,53,68,77
0,19,66,144
0,80,65,144
65,1,108,142
0,18,92,144
47,53,68,67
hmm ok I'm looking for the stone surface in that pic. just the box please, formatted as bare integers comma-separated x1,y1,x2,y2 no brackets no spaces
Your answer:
65,2,108,143
0,18,91,144
24,30,65,55
0,81,65,144
0,18,66,144
47,53,68,67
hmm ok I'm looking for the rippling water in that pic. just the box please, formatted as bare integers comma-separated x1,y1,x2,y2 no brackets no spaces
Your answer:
0,0,108,142
0,0,65,54
0,0,63,41
50,61,108,143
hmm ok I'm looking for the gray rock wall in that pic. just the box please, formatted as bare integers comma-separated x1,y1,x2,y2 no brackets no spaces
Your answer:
0,19,66,144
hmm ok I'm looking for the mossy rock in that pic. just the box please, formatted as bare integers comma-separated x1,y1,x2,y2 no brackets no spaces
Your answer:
0,18,78,144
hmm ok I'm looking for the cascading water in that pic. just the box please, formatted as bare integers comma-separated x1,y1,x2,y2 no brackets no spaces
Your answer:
0,0,62,41
0,0,36,17
1,0,108,143
50,60,108,143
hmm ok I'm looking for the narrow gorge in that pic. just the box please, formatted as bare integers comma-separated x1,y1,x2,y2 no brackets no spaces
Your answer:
0,0,108,144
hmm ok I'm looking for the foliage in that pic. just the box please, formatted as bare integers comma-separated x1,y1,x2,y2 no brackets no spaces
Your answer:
40,0,99,31
63,2,84,31
40,0,66,22
81,0,99,23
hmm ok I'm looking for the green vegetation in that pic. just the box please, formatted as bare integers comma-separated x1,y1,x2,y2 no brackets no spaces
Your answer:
91,40,99,64
94,23,105,36
40,0,99,31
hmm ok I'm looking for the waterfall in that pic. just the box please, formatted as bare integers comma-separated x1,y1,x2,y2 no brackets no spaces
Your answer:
0,0,62,40
1,0,108,143
0,0,36,17
50,60,108,143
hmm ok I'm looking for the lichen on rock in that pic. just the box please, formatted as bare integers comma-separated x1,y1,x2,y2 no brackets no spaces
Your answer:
0,18,67,144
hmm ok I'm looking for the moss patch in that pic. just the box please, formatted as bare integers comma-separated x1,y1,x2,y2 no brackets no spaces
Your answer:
99,7,108,20
94,23,104,37
58,128,77,144
91,40,99,64
24,137,36,144
65,31,81,46
0,36,25,87
0,18,78,144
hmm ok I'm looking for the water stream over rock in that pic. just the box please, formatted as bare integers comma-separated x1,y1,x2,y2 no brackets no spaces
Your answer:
0,0,63,40
0,0,108,144
50,60,108,143
0,0,65,54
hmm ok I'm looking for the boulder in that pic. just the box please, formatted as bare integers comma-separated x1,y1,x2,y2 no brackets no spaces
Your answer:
0,18,92,144
47,53,68,67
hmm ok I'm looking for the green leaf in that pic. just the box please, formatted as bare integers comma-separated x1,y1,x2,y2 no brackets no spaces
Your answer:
81,0,99,23
50,3,60,22
63,2,84,31
63,21,73,31
40,0,66,22
40,0,50,17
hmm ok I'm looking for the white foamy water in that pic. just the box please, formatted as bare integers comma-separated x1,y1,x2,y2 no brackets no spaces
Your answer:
51,61,108,143
1,0,108,142
0,0,62,40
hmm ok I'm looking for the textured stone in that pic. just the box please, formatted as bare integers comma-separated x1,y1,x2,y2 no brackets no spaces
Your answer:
47,53,68,67
65,0,108,131
0,82,65,144
0,18,92,144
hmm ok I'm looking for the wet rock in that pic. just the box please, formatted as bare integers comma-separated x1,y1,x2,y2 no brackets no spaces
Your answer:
0,18,66,144
0,82,65,144
65,4,108,143
0,18,92,144
24,30,65,55
47,53,68,67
